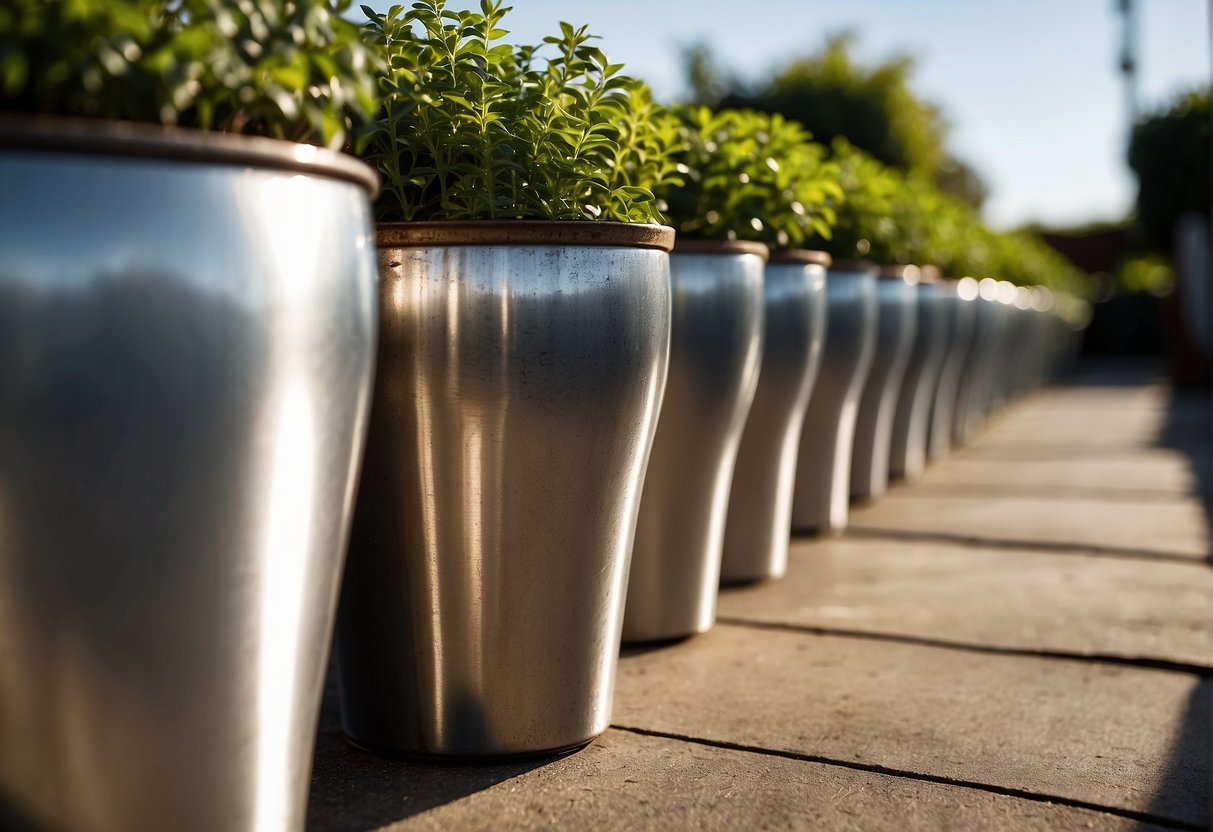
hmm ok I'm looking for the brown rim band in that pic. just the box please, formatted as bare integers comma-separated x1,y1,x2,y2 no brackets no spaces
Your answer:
918,265,942,284
768,249,831,267
378,220,675,251
0,114,379,195
672,238,770,261
830,258,878,275
879,264,923,284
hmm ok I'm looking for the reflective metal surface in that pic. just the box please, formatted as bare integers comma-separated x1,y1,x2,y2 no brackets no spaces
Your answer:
889,283,949,480
791,266,878,533
721,259,827,583
952,293,1005,443
338,240,671,756
926,282,977,459
849,277,917,500
0,142,378,832
623,250,764,642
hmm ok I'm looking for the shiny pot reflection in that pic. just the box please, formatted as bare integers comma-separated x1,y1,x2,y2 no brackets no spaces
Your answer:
849,268,917,500
0,121,378,832
889,280,948,481
952,292,1005,444
721,251,829,583
337,222,673,757
623,242,765,642
926,279,978,460
791,263,878,533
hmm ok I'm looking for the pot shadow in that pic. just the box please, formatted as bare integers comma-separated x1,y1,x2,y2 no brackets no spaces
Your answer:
305,664,558,831
1154,382,1212,563
1140,677,1211,830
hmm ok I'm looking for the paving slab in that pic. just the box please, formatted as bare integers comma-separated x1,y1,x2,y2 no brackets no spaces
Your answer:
912,453,1201,497
307,713,1173,832
612,625,1211,827
849,491,1210,561
717,536,1213,667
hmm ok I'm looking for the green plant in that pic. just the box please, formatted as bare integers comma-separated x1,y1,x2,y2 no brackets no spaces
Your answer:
361,0,680,223
0,0,377,149
655,106,842,249
1128,89,1209,251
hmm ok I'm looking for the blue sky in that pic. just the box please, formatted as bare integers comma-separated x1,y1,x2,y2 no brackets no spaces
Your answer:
364,1,1208,231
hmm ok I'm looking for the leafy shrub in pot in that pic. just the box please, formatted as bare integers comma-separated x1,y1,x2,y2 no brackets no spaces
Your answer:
0,2,381,831
336,0,677,758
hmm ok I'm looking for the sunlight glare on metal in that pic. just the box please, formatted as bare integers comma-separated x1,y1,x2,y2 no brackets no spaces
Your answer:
995,280,1018,304
956,276,980,301
978,277,999,300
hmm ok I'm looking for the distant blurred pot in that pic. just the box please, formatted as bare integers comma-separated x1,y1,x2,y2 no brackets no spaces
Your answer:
849,265,918,500
791,260,878,533
338,221,674,757
952,281,1006,443
721,250,829,584
926,278,978,460
0,118,378,832
889,269,949,481
623,240,765,642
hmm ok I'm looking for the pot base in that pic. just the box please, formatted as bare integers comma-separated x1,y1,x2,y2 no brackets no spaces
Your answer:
343,733,597,763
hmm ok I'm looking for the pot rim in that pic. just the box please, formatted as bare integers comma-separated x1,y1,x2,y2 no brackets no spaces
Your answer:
0,114,379,195
768,249,831,267
377,220,675,252
672,238,770,261
830,258,879,276
878,264,923,284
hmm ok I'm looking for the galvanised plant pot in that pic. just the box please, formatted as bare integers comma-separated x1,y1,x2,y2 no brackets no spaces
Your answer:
975,281,1020,420
623,240,765,642
888,270,949,481
926,278,979,459
0,118,378,832
791,261,878,533
337,221,673,758
720,250,829,584
849,265,918,500
952,280,1006,443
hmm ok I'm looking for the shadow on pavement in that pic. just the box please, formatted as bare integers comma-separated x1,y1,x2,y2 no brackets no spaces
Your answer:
1157,384,1212,563
1141,677,1211,830
306,668,556,831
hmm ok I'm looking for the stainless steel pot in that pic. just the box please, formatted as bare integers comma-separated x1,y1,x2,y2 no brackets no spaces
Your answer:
952,282,1006,444
623,241,765,642
926,278,978,459
888,275,949,481
720,250,829,584
337,221,673,757
849,266,918,500
0,118,378,832
791,262,878,533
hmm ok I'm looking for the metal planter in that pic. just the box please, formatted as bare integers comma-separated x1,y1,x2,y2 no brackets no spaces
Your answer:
791,262,878,533
926,279,979,459
721,250,829,584
849,266,918,500
337,221,673,758
623,241,765,642
952,283,1006,444
0,119,378,832
889,275,949,481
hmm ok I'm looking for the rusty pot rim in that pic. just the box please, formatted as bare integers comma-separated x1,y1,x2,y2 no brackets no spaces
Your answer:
768,249,832,267
377,220,675,251
829,258,879,276
0,114,379,195
671,238,770,261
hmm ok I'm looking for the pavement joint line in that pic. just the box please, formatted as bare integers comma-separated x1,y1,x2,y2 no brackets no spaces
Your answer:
903,482,1201,504
840,526,1212,567
714,617,1213,677
607,725,1206,832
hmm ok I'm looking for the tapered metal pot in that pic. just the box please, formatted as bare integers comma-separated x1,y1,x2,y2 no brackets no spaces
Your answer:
889,271,949,481
622,240,765,642
926,278,978,459
791,261,878,533
720,250,829,584
337,221,673,757
849,266,918,500
952,282,1006,444
0,118,378,832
